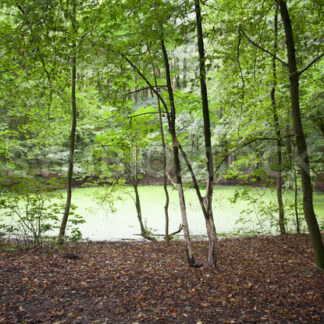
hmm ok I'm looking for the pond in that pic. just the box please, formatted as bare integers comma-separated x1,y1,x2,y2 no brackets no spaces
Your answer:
1,185,323,241
66,185,324,240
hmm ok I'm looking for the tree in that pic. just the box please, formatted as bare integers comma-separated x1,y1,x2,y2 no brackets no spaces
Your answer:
59,0,78,240
277,0,324,269
160,39,195,265
228,0,324,267
194,0,217,266
95,110,157,241
270,5,286,235
148,46,170,244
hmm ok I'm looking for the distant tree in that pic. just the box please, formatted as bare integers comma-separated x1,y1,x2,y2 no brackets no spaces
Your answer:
96,111,157,241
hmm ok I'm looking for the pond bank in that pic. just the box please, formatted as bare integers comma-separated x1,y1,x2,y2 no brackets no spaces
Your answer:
3,173,324,191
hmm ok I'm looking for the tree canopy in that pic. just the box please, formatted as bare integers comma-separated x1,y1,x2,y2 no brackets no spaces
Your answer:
0,0,323,269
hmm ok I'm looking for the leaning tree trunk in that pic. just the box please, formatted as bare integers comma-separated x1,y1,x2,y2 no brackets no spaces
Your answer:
279,0,324,269
133,182,147,238
160,102,170,244
149,49,170,244
161,40,195,266
59,0,77,240
156,87,170,244
130,131,155,241
194,0,217,266
271,6,286,235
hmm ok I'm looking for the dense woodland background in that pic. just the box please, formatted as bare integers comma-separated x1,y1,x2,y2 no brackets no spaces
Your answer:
0,0,323,268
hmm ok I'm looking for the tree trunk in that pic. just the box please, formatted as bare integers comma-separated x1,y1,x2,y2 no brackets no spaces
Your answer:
133,182,146,237
183,57,187,89
293,163,300,234
286,125,293,169
161,40,195,266
59,0,77,240
135,76,139,103
157,92,170,244
271,6,286,235
194,0,217,267
279,0,324,269
148,47,170,244
130,133,154,241
156,91,170,244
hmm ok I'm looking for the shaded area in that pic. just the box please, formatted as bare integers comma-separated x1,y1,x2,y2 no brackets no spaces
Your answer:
0,235,323,323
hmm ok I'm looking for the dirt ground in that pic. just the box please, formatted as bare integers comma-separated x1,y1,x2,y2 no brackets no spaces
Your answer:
0,234,323,323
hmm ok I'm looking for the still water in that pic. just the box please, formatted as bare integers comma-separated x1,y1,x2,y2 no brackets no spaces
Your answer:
66,185,324,240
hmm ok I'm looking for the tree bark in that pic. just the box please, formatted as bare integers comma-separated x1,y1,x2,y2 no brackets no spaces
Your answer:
59,0,77,240
183,57,187,89
157,93,170,244
150,51,170,244
157,91,170,244
279,0,324,269
135,77,139,103
271,6,286,235
194,0,217,266
133,182,146,237
286,125,293,168
161,40,195,266
293,163,300,234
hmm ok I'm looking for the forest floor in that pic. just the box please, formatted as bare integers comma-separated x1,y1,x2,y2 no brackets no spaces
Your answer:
0,234,323,323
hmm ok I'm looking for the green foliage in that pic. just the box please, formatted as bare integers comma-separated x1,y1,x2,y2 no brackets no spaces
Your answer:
0,187,85,248
230,187,278,235
229,186,308,235
0,0,323,242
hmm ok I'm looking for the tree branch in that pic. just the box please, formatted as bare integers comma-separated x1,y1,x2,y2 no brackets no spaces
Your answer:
298,51,324,76
166,172,177,189
237,29,245,114
38,50,51,84
16,3,25,14
169,224,183,236
149,224,183,238
119,51,171,125
213,135,294,175
124,85,167,97
120,50,206,217
128,111,167,119
240,27,288,67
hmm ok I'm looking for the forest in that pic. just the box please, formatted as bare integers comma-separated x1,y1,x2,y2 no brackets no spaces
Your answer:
0,0,323,322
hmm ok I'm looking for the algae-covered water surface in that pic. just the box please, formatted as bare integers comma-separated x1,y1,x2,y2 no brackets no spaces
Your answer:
66,185,324,240
1,185,323,240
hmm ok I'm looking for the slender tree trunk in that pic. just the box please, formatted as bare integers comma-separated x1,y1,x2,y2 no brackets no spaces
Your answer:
286,125,293,168
135,76,139,103
161,40,195,266
156,90,170,244
156,88,170,244
59,0,77,240
148,48,170,244
194,0,217,266
183,57,187,89
133,182,146,236
294,163,300,233
162,143,170,243
271,6,286,235
279,0,324,269
128,127,155,241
